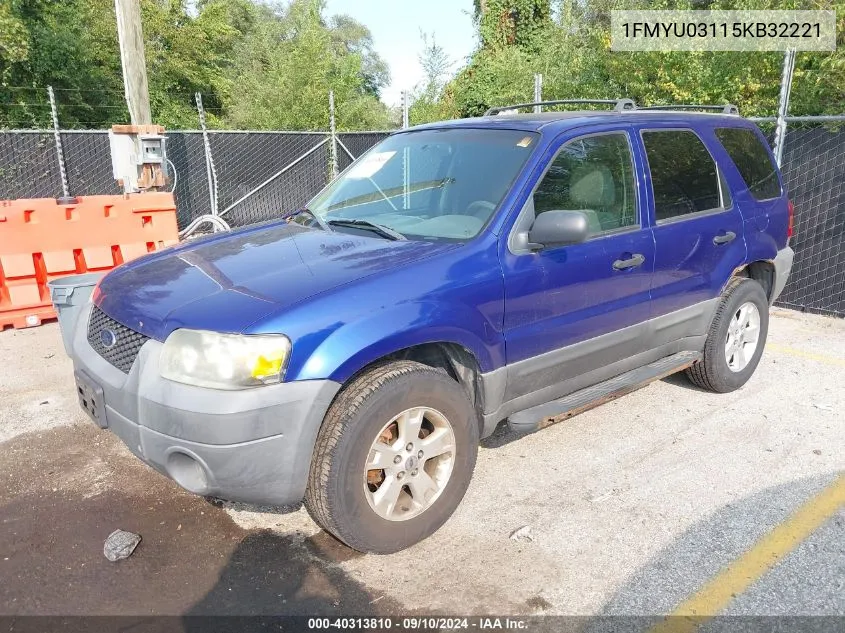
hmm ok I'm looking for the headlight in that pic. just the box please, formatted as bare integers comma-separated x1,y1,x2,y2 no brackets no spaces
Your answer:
160,329,291,390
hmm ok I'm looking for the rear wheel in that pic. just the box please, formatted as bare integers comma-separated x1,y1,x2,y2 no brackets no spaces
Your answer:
305,361,479,553
685,277,769,393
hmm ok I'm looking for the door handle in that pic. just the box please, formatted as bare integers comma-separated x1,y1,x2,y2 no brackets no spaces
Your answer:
713,231,737,245
613,253,646,271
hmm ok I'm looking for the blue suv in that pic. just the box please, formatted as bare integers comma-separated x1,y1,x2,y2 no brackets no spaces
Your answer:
69,101,794,553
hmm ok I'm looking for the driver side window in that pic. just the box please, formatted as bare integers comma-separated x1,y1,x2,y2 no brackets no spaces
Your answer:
534,132,637,237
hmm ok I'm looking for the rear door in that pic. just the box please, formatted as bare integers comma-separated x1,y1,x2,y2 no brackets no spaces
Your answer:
712,125,789,255
500,126,655,402
634,125,747,347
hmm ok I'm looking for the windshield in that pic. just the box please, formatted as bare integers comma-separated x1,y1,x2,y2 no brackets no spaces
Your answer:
307,128,539,241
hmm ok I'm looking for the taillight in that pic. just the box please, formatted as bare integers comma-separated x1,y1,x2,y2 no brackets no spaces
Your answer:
787,200,795,238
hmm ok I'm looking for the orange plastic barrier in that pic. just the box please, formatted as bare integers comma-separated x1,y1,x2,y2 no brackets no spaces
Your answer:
0,193,179,329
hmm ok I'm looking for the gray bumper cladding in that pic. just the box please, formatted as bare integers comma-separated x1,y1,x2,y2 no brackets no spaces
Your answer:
771,246,795,304
70,303,341,505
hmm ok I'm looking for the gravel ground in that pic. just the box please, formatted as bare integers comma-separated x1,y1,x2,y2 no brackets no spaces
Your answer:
0,308,843,618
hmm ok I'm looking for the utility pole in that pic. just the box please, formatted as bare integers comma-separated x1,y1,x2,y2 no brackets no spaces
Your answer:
110,0,164,194
114,0,151,125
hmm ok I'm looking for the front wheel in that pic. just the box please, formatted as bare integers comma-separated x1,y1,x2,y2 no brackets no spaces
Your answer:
305,361,479,553
685,277,769,393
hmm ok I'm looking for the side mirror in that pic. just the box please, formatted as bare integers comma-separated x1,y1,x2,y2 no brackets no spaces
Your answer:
528,210,590,248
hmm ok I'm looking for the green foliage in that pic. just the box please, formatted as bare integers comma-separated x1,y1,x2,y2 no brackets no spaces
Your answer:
790,5,845,115
0,0,391,130
1,0,842,130
225,0,391,130
409,32,459,126
437,0,845,120
450,47,535,117
418,32,451,100
328,13,390,97
0,2,28,68
0,0,126,127
141,0,250,128
474,0,551,51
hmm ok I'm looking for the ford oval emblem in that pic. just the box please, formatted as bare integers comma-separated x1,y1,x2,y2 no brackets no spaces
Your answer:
100,328,118,349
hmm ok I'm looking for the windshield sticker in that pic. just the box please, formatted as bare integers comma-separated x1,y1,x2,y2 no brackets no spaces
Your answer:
516,136,533,148
347,151,396,179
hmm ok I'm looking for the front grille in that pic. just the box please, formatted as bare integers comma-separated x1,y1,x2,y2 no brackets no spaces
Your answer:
87,306,149,374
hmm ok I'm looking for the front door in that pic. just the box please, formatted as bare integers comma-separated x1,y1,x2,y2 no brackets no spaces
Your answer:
500,127,655,403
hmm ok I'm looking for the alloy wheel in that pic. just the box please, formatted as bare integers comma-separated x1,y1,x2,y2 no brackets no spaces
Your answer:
724,301,761,372
363,407,456,521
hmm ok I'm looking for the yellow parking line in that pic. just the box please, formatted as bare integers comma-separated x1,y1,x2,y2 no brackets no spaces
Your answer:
650,473,845,633
767,343,845,367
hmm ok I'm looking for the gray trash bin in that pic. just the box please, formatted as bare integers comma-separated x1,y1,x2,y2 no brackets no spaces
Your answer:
48,272,104,356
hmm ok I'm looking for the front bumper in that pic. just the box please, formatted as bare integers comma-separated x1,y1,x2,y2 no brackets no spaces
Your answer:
771,246,795,304
70,303,340,505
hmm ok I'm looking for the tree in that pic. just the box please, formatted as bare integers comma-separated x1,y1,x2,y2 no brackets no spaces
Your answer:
0,0,251,128
0,3,28,76
328,13,390,98
408,31,458,125
418,32,451,99
140,0,255,128
441,0,845,118
0,0,126,128
0,0,391,130
474,0,551,51
225,0,392,130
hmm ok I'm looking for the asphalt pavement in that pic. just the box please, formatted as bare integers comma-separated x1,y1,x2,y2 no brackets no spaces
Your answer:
0,309,842,624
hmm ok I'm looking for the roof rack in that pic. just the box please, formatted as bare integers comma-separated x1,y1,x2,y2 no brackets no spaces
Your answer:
638,104,740,115
485,98,636,116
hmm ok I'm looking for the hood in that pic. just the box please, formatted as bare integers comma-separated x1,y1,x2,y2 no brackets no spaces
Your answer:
96,221,457,341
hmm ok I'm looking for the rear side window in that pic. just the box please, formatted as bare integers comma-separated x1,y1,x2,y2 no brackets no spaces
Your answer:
715,127,781,200
642,130,724,222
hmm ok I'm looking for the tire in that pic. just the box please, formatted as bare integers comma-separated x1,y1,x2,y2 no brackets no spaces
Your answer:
305,360,479,554
685,277,769,393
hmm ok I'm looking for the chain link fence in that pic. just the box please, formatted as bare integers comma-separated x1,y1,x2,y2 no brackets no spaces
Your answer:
1,113,844,316
336,132,392,172
0,129,392,228
0,131,67,199
0,87,405,232
773,118,845,317
0,130,130,200
210,132,331,227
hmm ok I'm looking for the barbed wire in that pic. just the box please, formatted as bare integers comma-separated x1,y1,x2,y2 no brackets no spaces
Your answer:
2,86,231,100
3,102,128,109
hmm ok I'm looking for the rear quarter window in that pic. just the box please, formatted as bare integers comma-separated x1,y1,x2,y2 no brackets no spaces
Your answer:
715,127,782,201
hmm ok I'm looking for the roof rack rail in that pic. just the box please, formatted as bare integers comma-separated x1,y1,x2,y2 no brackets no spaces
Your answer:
484,98,636,116
638,104,740,115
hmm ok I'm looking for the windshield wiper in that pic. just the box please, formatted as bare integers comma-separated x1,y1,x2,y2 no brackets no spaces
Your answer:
327,219,407,241
282,208,332,232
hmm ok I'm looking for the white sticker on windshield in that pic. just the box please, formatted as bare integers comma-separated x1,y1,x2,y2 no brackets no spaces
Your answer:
346,151,396,179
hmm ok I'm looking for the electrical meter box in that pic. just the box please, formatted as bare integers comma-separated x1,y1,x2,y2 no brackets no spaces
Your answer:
109,124,169,193
139,134,165,164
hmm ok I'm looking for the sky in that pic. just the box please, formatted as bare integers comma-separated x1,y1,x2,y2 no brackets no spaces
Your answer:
323,0,478,107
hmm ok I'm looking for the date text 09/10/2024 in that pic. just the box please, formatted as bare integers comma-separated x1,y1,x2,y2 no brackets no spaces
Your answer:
307,617,529,630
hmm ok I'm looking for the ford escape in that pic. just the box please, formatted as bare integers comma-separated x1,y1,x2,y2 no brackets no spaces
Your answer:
69,100,794,553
